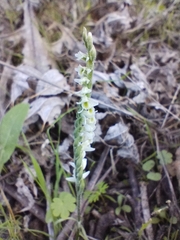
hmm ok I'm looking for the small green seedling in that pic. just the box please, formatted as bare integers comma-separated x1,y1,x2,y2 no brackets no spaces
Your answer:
142,150,173,181
142,159,161,181
51,192,76,219
157,150,173,165
84,181,109,203
138,217,159,237
115,194,131,216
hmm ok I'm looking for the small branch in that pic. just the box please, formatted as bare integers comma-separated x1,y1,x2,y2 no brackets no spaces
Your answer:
127,163,142,229
140,181,154,240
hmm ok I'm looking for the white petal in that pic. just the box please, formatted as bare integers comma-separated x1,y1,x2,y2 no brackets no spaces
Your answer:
82,158,87,169
82,132,95,144
84,146,95,152
66,176,76,182
75,77,90,85
89,98,98,107
76,90,91,98
82,108,95,118
75,51,86,60
86,117,96,125
69,162,75,168
82,171,90,179
80,87,91,95
84,124,96,132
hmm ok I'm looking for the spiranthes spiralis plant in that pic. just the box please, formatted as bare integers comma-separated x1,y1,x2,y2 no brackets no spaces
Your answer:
66,27,97,233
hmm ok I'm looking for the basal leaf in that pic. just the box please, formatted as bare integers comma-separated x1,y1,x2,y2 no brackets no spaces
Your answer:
51,198,63,217
115,207,121,215
60,207,70,219
122,205,132,213
157,150,172,165
151,217,160,224
169,216,177,224
147,172,161,181
51,192,76,219
117,194,124,206
142,160,155,171
0,103,29,172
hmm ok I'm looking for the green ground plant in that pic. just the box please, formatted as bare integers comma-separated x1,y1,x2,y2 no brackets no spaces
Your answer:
142,149,173,181
115,193,132,216
139,204,178,240
84,181,109,203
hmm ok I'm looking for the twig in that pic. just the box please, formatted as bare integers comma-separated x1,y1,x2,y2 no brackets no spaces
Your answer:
127,163,142,229
140,181,154,240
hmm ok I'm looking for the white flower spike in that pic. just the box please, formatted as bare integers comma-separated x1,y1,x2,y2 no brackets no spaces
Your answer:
66,27,97,225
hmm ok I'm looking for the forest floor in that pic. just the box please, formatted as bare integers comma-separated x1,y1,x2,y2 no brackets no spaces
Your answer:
1,0,180,240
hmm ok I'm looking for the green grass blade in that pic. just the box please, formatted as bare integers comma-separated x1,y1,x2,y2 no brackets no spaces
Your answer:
30,155,48,199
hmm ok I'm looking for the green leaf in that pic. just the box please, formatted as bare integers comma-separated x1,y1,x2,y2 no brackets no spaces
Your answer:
121,205,132,213
138,219,152,237
151,217,160,224
51,192,76,219
88,191,101,203
60,192,76,212
51,198,63,217
0,103,29,172
117,194,124,206
30,155,47,199
45,208,53,223
115,207,121,215
157,150,172,165
60,206,70,219
96,181,109,194
142,160,155,171
139,217,160,237
158,209,167,219
147,172,161,181
169,216,177,224
84,181,108,203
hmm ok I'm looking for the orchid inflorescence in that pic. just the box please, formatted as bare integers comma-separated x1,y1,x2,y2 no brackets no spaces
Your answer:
66,27,97,223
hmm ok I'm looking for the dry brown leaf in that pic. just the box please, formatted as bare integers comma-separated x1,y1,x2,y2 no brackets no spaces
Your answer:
36,69,70,96
11,65,41,103
27,96,65,125
23,0,55,72
51,24,81,56
104,121,139,163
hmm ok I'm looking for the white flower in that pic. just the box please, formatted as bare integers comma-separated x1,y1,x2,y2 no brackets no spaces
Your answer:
84,124,96,132
88,98,98,107
66,158,90,183
75,65,91,77
83,145,95,152
81,131,95,144
76,87,91,96
80,98,98,110
75,51,87,60
74,77,90,85
82,108,96,118
86,116,96,125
